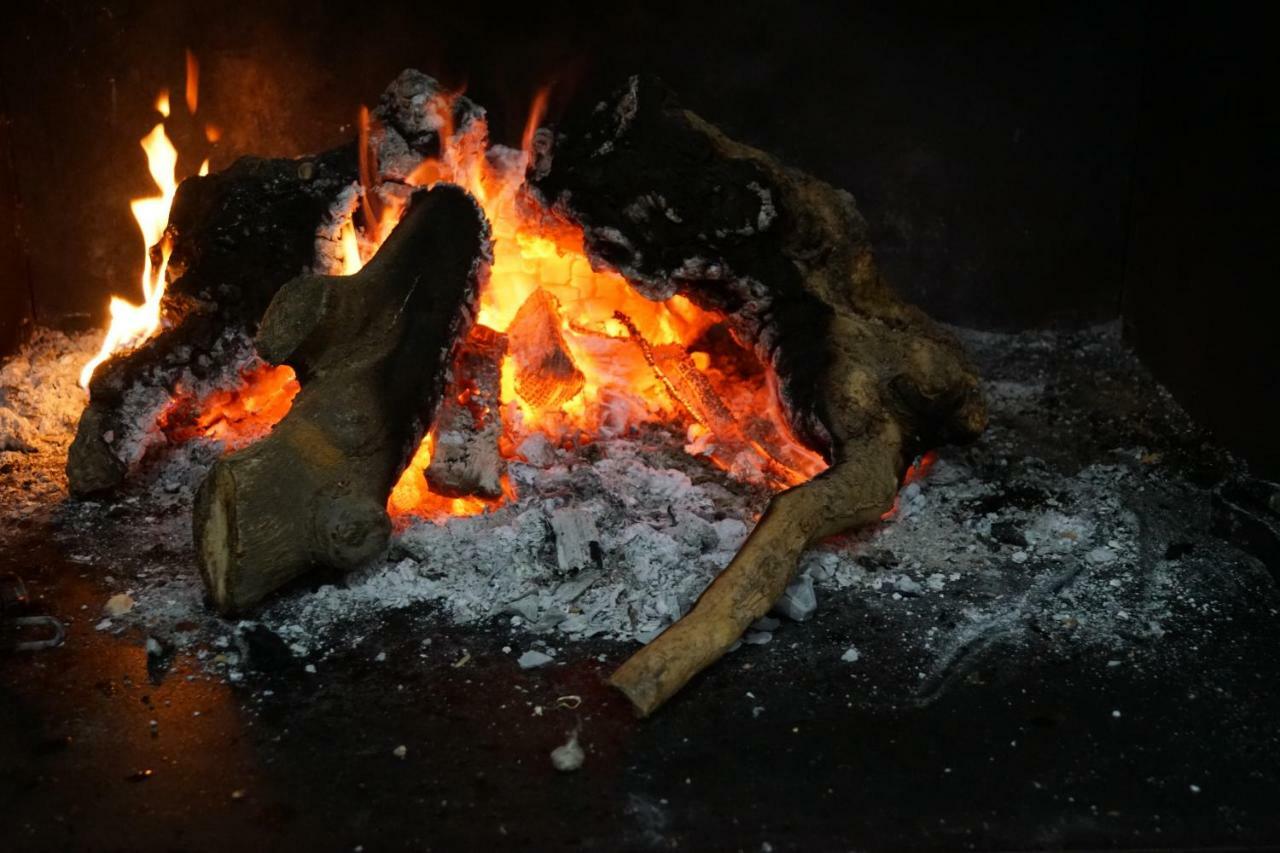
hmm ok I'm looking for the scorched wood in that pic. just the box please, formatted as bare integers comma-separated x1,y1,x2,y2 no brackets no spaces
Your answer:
530,76,989,715
424,323,507,499
193,185,489,614
67,146,358,495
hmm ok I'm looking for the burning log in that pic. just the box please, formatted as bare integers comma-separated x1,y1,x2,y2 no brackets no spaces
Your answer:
530,76,988,715
192,186,489,614
507,289,584,410
67,146,358,495
425,324,507,499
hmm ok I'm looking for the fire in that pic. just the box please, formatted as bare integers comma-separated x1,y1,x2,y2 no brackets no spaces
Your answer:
346,88,828,518
79,54,210,388
95,75,828,522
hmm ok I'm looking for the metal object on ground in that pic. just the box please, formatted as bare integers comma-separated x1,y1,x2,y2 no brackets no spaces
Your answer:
1,573,66,652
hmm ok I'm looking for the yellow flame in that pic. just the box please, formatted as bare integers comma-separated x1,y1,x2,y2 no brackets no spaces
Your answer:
339,220,364,275
155,90,170,118
79,123,181,388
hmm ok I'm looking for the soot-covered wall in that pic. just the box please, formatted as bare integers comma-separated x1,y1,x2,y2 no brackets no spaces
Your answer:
1,1,1143,335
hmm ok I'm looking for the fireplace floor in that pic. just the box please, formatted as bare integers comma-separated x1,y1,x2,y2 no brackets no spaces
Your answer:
2,323,1279,850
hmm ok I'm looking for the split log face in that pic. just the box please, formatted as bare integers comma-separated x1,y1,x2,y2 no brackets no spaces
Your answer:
507,288,585,410
67,146,358,496
530,76,988,715
193,185,489,614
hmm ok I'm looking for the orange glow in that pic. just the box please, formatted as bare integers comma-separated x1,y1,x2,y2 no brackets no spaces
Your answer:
185,49,199,114
880,451,939,520
205,123,222,143
80,53,212,388
125,82,828,522
369,87,827,518
159,364,300,449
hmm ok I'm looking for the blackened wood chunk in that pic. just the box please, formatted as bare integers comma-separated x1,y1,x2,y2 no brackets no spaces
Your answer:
66,145,358,497
193,185,490,614
425,324,507,499
530,75,989,716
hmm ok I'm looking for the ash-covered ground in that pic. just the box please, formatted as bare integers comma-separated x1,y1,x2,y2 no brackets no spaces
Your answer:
1,323,1274,706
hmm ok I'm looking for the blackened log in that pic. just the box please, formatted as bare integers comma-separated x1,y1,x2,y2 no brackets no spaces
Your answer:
530,76,988,715
67,145,358,496
425,324,507,499
193,185,489,614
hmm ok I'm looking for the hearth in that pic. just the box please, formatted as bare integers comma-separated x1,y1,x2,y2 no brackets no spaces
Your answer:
3,7,1278,850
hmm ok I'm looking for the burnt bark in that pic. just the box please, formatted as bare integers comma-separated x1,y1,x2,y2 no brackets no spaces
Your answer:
531,76,988,715
193,185,489,614
66,145,358,496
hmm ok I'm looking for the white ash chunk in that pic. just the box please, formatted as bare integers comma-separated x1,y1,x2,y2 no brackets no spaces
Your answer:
312,182,361,275
550,507,601,575
774,574,817,622
550,731,585,772
517,649,554,669
103,593,135,617
516,433,557,467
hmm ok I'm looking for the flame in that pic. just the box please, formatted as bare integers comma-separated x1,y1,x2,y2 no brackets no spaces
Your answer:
124,82,828,522
80,54,211,389
78,123,180,387
185,50,199,114
361,88,827,518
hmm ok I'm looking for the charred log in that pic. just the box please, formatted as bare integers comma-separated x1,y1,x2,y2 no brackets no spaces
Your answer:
425,324,507,499
507,288,584,410
192,185,489,614
530,76,988,715
67,145,358,496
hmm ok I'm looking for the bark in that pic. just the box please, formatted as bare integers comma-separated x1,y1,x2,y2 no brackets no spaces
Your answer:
530,75,988,715
192,185,489,614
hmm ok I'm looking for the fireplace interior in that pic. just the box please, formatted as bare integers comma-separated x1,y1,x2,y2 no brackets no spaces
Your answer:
2,3,1278,851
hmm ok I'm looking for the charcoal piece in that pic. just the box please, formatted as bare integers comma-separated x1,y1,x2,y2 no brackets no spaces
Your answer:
1213,477,1280,580
238,623,295,672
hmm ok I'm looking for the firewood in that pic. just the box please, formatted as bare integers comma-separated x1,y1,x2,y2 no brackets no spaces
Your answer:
192,185,489,614
507,288,584,410
67,146,359,496
424,324,507,499
530,76,988,715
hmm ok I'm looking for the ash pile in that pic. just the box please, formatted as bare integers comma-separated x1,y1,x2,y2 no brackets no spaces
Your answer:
7,316,1273,707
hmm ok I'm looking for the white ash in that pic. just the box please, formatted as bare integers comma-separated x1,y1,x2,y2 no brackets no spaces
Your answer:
0,329,96,452
4,322,1268,710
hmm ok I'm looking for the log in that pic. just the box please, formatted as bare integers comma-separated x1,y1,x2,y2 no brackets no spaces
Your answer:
507,288,584,410
67,145,359,496
530,75,989,715
192,185,489,614
424,323,507,499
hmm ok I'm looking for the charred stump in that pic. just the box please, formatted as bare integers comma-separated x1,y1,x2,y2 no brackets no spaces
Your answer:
530,76,988,715
193,185,489,614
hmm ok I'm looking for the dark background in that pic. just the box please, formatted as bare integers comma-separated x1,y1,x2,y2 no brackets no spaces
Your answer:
0,1,1274,475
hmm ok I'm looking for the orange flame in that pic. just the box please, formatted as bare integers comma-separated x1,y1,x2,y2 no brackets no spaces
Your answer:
80,55,211,388
185,50,199,114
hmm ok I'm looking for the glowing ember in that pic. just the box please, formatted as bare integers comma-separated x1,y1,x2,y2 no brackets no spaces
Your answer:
361,88,828,518
79,53,210,388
